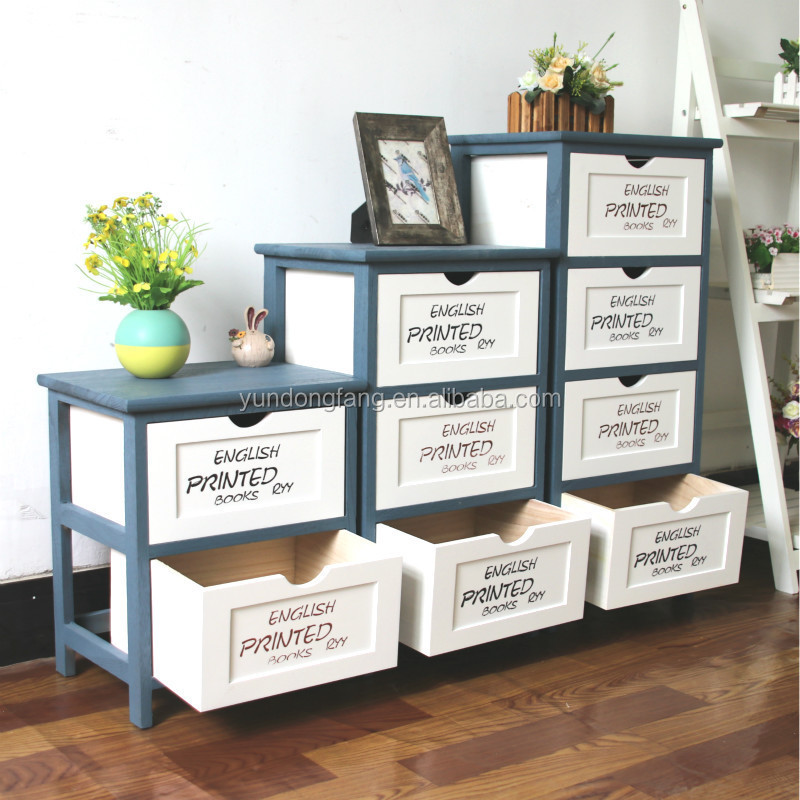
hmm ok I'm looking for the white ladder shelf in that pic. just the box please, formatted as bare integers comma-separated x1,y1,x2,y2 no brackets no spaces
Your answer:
673,0,799,593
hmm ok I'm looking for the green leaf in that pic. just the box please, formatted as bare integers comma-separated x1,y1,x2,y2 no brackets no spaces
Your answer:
525,88,542,104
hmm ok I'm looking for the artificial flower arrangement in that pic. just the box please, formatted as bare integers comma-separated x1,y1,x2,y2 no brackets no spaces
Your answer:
81,193,208,309
770,357,799,459
518,32,622,115
744,224,799,273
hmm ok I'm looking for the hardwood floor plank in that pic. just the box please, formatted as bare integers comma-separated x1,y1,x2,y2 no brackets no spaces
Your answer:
668,755,799,800
398,712,595,785
396,733,669,800
0,726,55,762
609,714,798,798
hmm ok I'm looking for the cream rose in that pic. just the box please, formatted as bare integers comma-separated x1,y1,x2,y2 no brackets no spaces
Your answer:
538,69,564,93
549,55,574,73
518,70,539,90
783,400,800,421
589,62,610,89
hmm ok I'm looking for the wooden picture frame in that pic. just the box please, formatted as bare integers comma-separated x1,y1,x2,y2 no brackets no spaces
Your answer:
353,112,466,246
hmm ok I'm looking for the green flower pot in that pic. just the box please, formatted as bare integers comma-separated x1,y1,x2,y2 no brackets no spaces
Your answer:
114,309,191,379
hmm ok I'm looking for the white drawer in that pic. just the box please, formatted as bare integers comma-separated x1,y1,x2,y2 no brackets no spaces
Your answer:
70,405,346,544
117,531,402,711
561,474,747,609
376,271,540,385
376,500,589,656
564,266,701,370
561,372,696,481
374,387,538,510
567,154,706,257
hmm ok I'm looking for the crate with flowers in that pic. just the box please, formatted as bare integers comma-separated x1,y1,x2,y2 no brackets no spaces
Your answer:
508,33,622,133
745,224,799,294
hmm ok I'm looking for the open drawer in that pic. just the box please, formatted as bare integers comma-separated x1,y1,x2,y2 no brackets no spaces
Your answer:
112,530,402,712
376,499,590,656
561,474,747,609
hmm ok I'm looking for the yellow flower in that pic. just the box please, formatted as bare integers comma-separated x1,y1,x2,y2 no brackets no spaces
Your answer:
173,268,184,277
113,197,129,208
236,330,246,339
157,213,177,226
97,205,108,213
112,284,128,296
133,282,150,292
135,194,154,208
85,255,102,275
97,212,108,222
137,221,153,230
190,245,198,258
122,213,136,224
113,256,130,268
185,266,193,274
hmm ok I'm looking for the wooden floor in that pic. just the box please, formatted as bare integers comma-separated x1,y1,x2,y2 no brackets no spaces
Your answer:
0,539,797,800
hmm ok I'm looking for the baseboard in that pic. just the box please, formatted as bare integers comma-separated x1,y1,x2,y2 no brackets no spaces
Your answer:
0,567,110,667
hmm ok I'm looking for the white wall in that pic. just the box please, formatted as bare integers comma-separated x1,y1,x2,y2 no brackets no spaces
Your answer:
1,0,796,581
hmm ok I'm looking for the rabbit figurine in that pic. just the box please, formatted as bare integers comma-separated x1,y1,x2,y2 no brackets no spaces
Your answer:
231,306,275,367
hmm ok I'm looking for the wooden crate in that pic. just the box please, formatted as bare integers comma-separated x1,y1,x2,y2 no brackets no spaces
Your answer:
508,91,614,133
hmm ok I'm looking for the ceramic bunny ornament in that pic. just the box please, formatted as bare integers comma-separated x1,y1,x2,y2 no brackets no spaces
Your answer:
231,306,275,367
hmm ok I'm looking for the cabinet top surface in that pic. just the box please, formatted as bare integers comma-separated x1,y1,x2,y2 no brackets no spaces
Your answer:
447,131,723,151
254,243,560,262
37,361,368,414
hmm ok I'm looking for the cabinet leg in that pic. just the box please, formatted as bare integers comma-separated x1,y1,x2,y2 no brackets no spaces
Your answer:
128,681,154,729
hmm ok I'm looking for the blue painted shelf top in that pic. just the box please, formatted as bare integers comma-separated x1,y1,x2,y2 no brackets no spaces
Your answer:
254,243,560,262
37,361,367,414
448,131,723,151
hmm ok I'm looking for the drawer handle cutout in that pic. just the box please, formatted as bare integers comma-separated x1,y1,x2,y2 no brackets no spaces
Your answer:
625,155,652,169
441,390,475,407
622,266,648,280
618,375,643,388
228,412,271,428
444,271,475,286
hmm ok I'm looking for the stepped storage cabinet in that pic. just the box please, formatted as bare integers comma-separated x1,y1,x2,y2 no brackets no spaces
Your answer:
38,362,402,728
448,132,746,608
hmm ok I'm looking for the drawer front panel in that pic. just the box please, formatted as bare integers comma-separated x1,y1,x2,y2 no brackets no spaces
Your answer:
374,387,538,510
147,407,346,543
564,266,701,370
561,372,696,480
568,154,706,257
376,271,540,386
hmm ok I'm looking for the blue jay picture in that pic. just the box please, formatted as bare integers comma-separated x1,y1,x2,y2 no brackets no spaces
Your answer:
378,138,441,225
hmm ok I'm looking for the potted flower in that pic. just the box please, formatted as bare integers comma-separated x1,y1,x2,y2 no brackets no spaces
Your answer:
744,224,799,294
770,358,799,488
509,33,622,133
80,193,209,378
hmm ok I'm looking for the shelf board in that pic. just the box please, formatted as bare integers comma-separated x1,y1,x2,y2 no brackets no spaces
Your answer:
744,482,799,552
723,102,799,121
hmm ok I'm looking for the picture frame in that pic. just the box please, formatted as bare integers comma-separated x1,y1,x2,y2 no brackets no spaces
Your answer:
353,112,466,246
